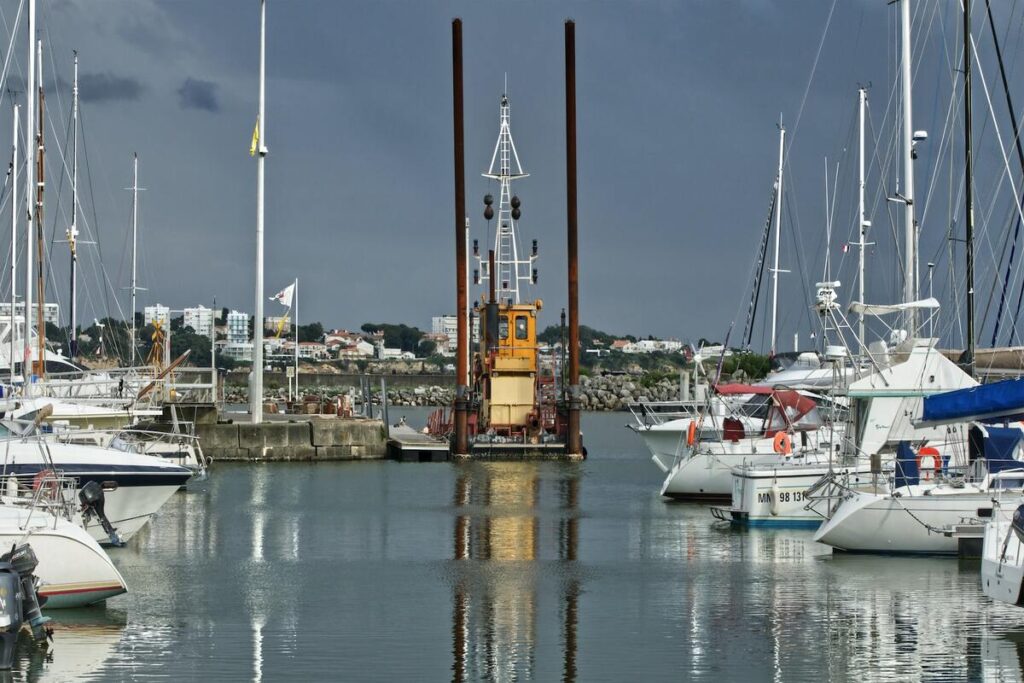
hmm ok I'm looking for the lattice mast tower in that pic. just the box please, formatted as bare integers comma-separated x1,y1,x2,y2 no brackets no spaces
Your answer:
478,91,537,303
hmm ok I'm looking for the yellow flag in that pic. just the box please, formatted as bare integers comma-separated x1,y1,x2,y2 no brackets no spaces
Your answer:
275,313,288,339
249,117,260,156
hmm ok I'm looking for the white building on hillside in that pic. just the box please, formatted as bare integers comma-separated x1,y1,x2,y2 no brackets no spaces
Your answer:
144,304,170,328
622,339,684,354
432,314,480,353
226,311,249,345
183,305,214,338
0,302,59,325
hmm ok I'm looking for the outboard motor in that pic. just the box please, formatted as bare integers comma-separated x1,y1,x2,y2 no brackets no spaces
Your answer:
0,543,52,670
0,545,50,642
0,561,23,669
1012,504,1024,545
79,481,123,547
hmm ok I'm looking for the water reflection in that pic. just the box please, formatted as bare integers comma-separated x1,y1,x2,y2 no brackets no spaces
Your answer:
450,462,580,683
11,609,127,682
35,412,1024,680
982,630,1024,682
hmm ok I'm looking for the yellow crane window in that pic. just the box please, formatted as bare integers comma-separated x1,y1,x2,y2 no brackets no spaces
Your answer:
499,316,509,340
515,316,529,340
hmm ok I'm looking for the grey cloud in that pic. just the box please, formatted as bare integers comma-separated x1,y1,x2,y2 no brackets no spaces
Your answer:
78,72,144,103
176,78,219,112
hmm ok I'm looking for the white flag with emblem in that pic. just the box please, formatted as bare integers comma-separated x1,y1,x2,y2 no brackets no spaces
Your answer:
270,283,295,308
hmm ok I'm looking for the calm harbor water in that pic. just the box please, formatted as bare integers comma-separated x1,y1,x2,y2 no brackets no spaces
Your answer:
13,409,1024,681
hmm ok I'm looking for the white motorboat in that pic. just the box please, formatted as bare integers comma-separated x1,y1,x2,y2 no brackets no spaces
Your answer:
7,396,161,431
48,424,208,479
0,502,126,609
659,386,830,501
0,432,192,544
722,456,875,528
629,391,764,473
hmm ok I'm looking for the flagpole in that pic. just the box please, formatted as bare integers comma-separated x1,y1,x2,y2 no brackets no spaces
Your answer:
293,277,298,401
250,0,266,424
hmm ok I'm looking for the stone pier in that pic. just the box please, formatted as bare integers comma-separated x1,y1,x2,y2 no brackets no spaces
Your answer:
196,415,387,462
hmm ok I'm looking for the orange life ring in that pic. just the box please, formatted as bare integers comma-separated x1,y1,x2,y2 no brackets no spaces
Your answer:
772,431,792,455
917,447,941,480
686,421,697,447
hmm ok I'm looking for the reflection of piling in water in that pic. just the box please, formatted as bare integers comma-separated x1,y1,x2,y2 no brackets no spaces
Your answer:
451,464,580,681
559,475,579,683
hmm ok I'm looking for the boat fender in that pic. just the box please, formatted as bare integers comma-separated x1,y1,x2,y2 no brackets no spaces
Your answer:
772,432,792,456
4,476,16,498
687,421,697,447
770,483,780,516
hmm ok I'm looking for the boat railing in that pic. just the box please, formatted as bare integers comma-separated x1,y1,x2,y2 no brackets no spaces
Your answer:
1,471,80,531
165,367,219,405
3,364,218,406
626,400,703,428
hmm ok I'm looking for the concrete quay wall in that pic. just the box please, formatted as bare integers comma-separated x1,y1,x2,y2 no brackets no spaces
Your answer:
197,417,388,461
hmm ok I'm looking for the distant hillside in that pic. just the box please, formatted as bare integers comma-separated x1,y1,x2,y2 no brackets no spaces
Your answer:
537,325,633,349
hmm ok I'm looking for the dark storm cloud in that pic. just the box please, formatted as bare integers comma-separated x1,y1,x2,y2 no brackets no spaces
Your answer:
78,72,144,103
176,78,220,112
22,0,1010,348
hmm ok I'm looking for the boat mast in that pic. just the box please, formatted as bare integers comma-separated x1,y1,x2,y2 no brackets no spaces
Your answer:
769,120,785,356
857,87,871,350
900,0,918,334
69,51,79,358
293,278,298,398
23,0,34,385
9,104,16,386
963,0,975,374
250,0,266,423
34,39,45,380
130,153,139,364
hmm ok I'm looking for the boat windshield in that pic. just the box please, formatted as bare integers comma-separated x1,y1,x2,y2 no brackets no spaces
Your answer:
992,471,1024,490
737,395,771,420
109,436,139,454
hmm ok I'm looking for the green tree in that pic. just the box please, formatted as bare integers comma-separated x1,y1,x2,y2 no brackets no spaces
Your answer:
360,322,425,353
298,322,324,343
419,339,437,357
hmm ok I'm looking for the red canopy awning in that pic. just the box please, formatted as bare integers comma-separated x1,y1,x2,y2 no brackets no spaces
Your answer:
714,383,774,396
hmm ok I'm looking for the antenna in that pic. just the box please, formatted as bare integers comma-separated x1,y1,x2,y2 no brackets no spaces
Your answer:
478,92,535,304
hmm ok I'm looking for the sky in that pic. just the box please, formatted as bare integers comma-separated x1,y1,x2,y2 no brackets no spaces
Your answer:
1,0,1023,352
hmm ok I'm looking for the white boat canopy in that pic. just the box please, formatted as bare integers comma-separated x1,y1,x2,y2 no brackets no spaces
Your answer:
847,297,940,317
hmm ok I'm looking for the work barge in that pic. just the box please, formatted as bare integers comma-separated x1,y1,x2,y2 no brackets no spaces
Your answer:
186,19,586,465
391,19,584,462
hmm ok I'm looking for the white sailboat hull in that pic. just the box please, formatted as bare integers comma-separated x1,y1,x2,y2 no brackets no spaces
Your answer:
660,447,785,500
813,490,996,555
982,506,1024,606
0,507,126,609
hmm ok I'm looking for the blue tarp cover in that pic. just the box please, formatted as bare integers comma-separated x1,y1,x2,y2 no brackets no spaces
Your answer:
894,441,919,489
984,426,1024,474
923,378,1024,423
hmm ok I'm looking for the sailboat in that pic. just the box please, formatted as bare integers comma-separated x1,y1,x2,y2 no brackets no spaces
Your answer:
811,0,1019,555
